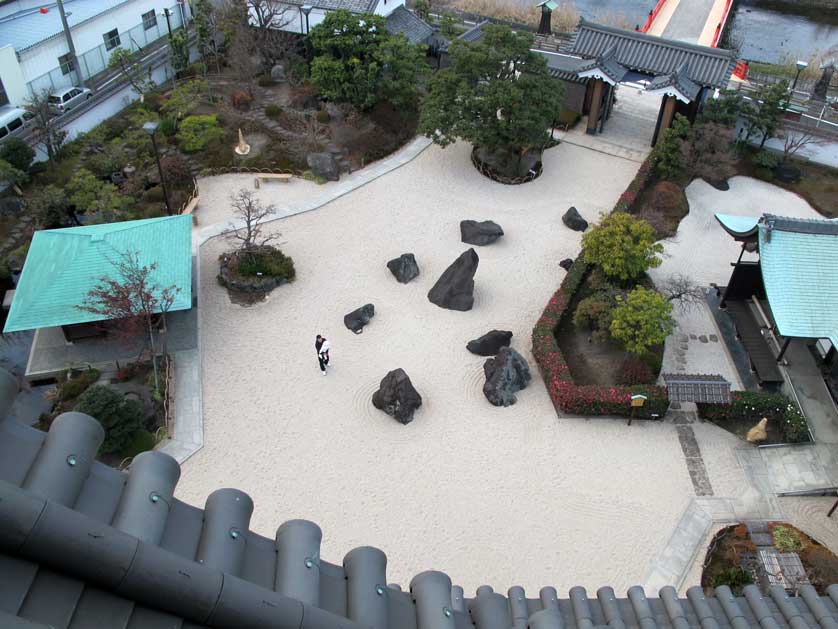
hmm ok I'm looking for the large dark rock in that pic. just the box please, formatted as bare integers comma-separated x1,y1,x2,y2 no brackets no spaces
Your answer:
460,220,504,246
562,207,588,232
386,253,420,284
467,330,513,356
559,258,574,271
704,177,730,191
306,152,339,182
427,249,479,311
483,347,531,407
372,368,422,424
344,303,375,334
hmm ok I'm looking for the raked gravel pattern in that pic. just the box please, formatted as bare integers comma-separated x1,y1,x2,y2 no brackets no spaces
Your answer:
175,141,695,594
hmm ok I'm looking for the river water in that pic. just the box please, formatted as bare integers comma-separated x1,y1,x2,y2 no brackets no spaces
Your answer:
567,0,838,63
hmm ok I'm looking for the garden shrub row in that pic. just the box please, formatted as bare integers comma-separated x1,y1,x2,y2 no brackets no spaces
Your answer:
696,391,810,444
531,258,668,418
613,155,654,213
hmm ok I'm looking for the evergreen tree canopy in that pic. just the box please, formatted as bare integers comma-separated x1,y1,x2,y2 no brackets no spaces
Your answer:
418,25,564,157
309,11,424,111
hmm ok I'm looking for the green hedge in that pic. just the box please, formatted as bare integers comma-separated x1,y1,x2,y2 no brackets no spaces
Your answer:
697,391,810,444
531,258,668,418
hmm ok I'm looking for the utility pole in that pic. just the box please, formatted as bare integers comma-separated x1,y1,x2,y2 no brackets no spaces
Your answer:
162,8,176,89
55,0,82,87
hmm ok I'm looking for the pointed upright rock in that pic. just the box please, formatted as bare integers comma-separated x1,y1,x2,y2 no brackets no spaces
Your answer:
427,249,479,311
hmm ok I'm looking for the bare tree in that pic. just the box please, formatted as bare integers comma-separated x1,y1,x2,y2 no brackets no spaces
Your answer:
226,21,260,94
248,0,294,32
227,189,278,251
781,129,825,163
26,90,68,172
659,273,705,313
78,250,180,389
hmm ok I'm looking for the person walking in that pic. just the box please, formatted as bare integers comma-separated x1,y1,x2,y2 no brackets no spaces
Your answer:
315,334,331,375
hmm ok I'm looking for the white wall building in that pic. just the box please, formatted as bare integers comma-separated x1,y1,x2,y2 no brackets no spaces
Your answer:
269,0,404,35
0,0,191,107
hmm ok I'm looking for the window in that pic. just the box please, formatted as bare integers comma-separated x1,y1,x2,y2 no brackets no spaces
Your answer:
142,9,157,30
0,78,8,107
7,117,22,132
0,127,7,139
103,29,121,50
58,52,75,76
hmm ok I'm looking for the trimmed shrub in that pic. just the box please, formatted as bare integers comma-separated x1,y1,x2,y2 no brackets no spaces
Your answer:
709,567,753,593
573,292,614,342
583,212,663,282
159,117,178,137
315,109,331,124
236,247,296,281
58,368,101,402
697,391,809,443
772,525,803,552
120,429,156,459
75,385,144,454
264,104,282,119
177,115,224,153
0,137,35,172
752,149,782,170
143,186,165,203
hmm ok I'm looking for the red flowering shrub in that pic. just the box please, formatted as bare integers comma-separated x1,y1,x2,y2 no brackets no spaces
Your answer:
532,255,668,418
613,155,653,213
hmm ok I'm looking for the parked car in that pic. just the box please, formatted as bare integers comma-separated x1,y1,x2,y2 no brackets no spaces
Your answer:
48,86,93,115
0,107,34,142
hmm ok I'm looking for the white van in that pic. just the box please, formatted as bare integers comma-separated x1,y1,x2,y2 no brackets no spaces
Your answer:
0,107,34,142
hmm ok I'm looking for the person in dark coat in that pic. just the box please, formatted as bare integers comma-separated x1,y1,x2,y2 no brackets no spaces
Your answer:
315,334,331,375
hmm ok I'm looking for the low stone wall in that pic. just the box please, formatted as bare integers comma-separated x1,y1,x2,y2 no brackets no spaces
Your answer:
217,252,290,294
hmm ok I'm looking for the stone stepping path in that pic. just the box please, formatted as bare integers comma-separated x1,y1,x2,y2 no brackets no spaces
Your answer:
677,423,714,496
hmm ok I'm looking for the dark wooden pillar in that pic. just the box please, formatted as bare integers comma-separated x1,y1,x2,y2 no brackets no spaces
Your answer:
651,95,677,146
586,79,604,135
582,80,594,115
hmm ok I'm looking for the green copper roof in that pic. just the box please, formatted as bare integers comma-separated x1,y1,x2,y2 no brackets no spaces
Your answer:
715,213,759,238
758,215,838,347
4,216,192,333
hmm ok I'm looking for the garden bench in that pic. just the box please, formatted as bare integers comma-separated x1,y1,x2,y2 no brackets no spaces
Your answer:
254,173,293,189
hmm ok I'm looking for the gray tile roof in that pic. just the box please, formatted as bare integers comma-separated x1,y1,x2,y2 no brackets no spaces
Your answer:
2,368,838,628
646,60,701,101
458,20,488,43
576,43,629,84
542,52,587,83
663,373,732,403
568,18,738,89
282,0,379,15
0,0,134,53
384,6,433,44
